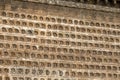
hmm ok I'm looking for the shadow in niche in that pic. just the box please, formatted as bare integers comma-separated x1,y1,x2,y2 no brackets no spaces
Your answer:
89,0,97,4
108,0,114,7
116,1,120,8
99,0,106,6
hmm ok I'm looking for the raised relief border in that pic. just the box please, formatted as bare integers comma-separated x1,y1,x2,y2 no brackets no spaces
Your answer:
14,0,120,13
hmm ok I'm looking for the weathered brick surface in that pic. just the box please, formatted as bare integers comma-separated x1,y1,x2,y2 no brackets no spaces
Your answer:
0,0,120,80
